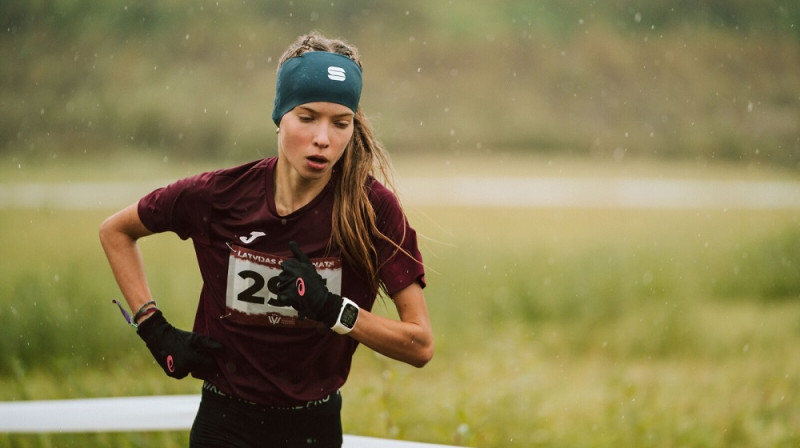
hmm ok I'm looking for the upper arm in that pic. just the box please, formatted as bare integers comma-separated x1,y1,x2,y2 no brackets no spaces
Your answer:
392,282,428,319
100,202,153,243
391,281,433,336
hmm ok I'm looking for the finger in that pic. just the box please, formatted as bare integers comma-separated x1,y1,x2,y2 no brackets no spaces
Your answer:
271,297,291,307
288,241,311,263
200,337,224,352
276,271,297,292
267,276,281,294
276,289,297,303
189,334,222,353
183,351,216,377
279,258,302,272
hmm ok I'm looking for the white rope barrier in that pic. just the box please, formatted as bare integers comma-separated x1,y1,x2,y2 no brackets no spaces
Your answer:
0,395,460,447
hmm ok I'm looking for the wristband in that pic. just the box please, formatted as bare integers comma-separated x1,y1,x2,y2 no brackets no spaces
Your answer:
331,297,359,335
112,299,158,328
134,306,158,325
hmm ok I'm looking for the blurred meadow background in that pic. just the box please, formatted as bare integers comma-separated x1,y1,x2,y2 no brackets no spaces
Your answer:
2,1,800,447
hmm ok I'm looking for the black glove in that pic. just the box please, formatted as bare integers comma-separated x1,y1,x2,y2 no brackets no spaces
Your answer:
136,310,223,379
275,241,342,327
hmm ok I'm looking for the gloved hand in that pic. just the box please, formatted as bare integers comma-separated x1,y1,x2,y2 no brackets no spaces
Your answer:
275,241,343,327
136,310,223,379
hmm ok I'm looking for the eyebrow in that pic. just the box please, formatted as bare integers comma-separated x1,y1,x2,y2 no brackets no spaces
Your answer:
297,106,354,118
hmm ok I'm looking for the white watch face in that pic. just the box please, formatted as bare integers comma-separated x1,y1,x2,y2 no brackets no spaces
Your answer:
340,303,359,329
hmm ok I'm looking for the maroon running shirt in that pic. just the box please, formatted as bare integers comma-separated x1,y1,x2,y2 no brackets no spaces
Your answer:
137,157,425,405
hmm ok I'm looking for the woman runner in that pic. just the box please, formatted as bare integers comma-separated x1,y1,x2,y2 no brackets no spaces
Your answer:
99,31,433,447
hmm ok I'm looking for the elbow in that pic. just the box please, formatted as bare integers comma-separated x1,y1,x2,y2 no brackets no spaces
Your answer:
413,351,433,368
98,215,123,251
98,217,112,248
409,326,434,368
98,204,148,250
409,342,434,368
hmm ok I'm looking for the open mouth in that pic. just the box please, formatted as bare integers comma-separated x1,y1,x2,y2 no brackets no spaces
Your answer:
306,155,328,170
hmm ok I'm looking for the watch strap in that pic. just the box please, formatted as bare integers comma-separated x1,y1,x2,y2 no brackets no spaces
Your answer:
331,297,359,335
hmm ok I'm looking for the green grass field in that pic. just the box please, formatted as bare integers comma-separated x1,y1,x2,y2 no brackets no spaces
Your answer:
1,156,799,447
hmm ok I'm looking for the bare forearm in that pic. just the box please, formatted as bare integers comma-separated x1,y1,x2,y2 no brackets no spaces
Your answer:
349,309,433,367
98,203,155,312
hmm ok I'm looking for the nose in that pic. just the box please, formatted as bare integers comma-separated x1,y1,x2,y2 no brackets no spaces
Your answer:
313,123,330,149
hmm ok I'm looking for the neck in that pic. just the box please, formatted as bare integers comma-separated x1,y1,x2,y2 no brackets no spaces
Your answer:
273,159,331,216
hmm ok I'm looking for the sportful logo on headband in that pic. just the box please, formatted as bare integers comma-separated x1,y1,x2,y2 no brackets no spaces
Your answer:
327,66,346,81
272,51,362,125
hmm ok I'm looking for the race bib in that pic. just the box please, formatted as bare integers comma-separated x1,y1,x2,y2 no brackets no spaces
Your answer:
224,245,342,327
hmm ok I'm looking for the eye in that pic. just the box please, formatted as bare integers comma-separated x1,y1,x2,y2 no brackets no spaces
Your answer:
335,120,352,129
298,115,314,123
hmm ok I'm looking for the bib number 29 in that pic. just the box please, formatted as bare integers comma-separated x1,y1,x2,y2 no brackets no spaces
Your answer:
225,245,342,324
236,270,283,306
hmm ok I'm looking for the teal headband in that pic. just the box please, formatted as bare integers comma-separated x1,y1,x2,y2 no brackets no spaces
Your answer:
272,51,362,125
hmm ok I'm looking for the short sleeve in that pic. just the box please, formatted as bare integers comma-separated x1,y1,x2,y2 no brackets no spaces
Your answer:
370,180,426,295
137,172,214,241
